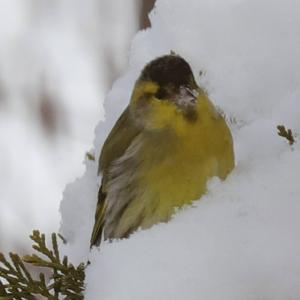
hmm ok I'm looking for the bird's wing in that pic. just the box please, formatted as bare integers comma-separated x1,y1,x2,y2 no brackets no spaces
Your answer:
98,106,141,174
90,106,141,246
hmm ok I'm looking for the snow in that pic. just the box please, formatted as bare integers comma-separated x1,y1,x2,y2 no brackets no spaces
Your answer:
60,0,300,299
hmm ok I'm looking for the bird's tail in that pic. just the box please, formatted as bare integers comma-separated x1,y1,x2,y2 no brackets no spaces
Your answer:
90,185,107,247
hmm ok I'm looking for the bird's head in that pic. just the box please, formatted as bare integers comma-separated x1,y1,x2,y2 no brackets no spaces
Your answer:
130,54,203,132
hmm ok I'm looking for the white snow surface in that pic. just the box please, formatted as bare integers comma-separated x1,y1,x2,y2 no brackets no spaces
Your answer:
60,0,300,299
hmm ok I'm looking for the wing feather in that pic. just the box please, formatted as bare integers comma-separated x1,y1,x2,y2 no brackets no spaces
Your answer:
90,106,141,246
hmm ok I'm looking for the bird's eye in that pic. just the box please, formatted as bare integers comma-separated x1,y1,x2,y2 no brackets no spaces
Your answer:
155,88,168,100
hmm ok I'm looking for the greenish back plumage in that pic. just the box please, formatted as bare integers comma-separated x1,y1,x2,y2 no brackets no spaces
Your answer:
98,107,141,175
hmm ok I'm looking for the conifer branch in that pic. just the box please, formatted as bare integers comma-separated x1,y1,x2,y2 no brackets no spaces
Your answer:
86,152,95,161
277,125,295,145
0,230,86,299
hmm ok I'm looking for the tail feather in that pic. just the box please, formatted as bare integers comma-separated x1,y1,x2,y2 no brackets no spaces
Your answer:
90,185,107,247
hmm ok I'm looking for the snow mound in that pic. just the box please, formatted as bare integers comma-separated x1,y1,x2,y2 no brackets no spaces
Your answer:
60,0,300,298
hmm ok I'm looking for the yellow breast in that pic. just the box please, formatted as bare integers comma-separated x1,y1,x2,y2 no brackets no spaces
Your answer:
119,92,234,230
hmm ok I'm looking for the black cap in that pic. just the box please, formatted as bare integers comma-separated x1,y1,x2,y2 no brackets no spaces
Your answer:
140,55,195,87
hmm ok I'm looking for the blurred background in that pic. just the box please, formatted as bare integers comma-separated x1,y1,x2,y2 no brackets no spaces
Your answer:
0,0,155,253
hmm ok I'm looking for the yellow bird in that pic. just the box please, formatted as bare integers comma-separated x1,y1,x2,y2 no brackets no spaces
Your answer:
90,54,234,246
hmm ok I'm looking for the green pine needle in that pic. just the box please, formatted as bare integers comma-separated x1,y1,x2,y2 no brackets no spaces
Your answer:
0,230,86,299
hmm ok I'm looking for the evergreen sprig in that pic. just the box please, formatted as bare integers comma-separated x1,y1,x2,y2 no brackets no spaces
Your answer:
85,152,95,161
277,125,295,145
0,230,86,299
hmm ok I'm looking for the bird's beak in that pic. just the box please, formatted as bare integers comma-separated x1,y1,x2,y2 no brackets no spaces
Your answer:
176,86,199,107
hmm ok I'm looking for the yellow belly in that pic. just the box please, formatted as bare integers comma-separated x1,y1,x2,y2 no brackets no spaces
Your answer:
115,101,234,234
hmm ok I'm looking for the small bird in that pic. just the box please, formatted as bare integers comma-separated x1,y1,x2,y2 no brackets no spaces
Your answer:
90,54,234,246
